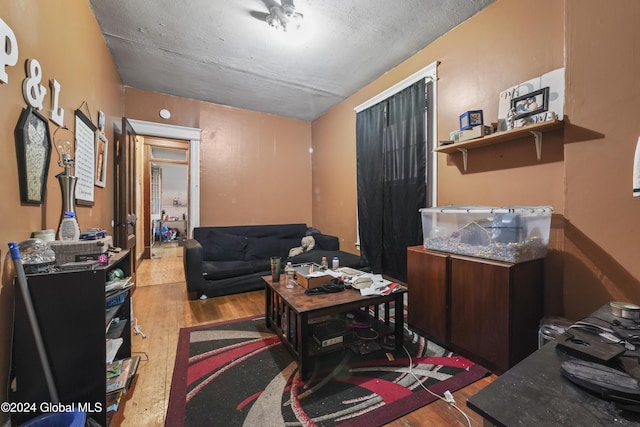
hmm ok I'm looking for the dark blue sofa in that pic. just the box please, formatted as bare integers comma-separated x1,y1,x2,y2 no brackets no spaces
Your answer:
183,223,367,299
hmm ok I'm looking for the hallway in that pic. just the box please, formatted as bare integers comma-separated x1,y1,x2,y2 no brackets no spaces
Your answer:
140,243,184,286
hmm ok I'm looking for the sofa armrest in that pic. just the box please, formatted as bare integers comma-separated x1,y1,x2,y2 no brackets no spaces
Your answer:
183,239,205,299
312,233,339,251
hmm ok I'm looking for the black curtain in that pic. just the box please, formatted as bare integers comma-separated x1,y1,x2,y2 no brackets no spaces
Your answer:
356,80,426,282
356,101,386,273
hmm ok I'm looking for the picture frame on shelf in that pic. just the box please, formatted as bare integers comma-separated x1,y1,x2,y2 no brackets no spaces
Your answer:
459,110,484,131
511,87,549,120
95,131,108,187
14,107,52,204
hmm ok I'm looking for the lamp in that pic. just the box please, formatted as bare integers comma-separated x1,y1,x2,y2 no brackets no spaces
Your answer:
53,127,80,240
266,0,303,32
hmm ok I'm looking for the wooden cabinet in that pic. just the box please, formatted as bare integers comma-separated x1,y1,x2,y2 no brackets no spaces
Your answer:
12,250,135,426
407,246,543,374
406,248,448,344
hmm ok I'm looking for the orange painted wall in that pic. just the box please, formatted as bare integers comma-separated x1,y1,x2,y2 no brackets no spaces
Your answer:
312,0,640,319
562,0,640,319
125,88,313,226
311,101,359,252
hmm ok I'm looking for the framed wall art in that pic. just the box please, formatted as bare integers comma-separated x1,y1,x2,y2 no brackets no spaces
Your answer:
95,130,108,187
74,109,96,205
14,107,52,204
510,87,550,121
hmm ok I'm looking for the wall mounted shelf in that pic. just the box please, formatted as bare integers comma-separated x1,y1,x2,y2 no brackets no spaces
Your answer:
435,119,564,171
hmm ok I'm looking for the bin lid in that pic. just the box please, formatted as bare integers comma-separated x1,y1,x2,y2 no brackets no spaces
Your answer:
19,409,86,427
420,205,553,215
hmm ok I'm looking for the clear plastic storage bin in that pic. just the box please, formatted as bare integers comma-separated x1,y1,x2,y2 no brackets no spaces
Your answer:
420,205,552,263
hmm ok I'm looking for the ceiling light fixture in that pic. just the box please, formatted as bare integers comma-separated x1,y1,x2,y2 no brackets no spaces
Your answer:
266,0,303,32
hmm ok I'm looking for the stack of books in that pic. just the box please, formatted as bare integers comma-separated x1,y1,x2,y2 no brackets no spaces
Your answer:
106,356,140,413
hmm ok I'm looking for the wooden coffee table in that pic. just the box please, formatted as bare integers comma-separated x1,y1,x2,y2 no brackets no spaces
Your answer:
263,275,406,380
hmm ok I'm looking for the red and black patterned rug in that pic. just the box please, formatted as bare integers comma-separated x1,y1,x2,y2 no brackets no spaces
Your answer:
166,314,488,426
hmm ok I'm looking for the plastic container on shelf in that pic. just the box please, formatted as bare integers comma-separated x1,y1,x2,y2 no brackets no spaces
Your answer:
420,205,553,263
18,238,56,274
332,257,339,269
32,229,55,242
58,211,80,241
538,316,573,348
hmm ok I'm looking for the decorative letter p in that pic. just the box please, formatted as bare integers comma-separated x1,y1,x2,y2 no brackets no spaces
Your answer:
0,18,19,84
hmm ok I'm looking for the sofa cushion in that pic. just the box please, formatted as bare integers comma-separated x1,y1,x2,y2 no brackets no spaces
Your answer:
311,233,339,251
249,258,271,273
202,260,255,281
200,231,248,261
244,237,301,260
245,236,281,261
194,224,308,241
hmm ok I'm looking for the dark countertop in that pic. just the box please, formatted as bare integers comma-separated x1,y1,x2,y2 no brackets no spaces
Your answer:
467,304,640,426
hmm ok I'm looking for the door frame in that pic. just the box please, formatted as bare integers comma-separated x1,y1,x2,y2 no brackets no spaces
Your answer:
128,120,201,235
144,142,190,258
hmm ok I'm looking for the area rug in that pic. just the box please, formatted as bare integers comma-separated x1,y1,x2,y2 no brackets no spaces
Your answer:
166,313,489,427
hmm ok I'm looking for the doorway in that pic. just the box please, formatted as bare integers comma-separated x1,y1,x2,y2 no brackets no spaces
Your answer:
127,119,201,261
143,140,189,259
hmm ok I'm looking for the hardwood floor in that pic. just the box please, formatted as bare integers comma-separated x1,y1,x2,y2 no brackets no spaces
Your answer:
117,253,496,427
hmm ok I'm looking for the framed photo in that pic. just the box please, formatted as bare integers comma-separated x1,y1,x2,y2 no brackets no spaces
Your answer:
459,110,484,131
511,87,549,120
95,131,108,187
14,107,52,204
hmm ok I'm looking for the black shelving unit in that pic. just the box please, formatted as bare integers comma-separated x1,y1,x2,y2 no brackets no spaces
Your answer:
12,250,134,427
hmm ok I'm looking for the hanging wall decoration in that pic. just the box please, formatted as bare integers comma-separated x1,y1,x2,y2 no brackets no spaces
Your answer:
95,130,108,187
14,107,52,204
74,108,96,205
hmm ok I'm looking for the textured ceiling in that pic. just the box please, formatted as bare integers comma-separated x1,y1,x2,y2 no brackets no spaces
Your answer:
89,0,494,121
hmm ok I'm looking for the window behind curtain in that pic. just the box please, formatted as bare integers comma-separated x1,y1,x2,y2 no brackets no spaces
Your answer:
356,79,430,282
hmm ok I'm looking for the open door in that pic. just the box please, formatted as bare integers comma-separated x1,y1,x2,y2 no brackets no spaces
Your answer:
114,118,137,277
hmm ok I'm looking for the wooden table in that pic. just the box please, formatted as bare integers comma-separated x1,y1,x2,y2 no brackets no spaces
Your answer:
263,275,406,380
